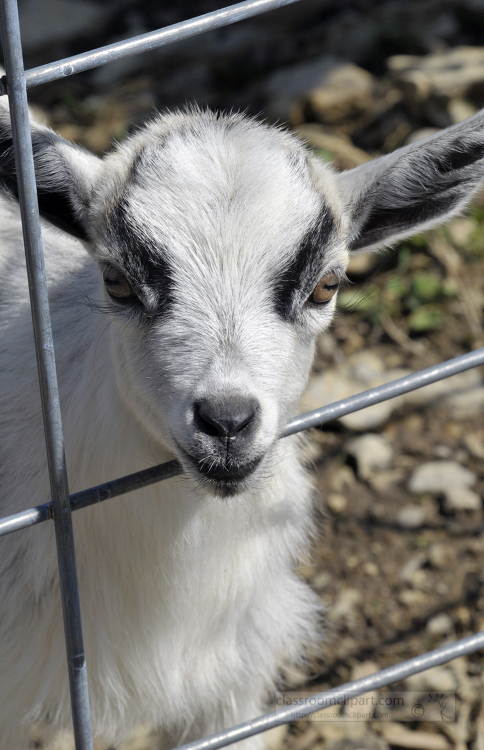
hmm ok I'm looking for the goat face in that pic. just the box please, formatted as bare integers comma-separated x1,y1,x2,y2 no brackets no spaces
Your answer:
87,115,348,495
2,107,484,495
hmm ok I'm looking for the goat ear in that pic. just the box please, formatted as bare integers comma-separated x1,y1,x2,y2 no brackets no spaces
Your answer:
337,110,484,253
0,104,101,241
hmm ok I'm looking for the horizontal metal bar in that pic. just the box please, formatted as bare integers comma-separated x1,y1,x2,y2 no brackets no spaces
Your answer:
0,460,182,537
281,345,484,437
173,630,484,750
0,0,303,95
0,501,51,534
1,345,483,539
70,459,181,512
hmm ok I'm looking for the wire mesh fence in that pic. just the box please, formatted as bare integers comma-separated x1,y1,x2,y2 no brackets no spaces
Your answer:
0,1,483,749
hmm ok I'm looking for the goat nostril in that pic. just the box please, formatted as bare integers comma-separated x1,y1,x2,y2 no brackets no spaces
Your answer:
194,397,259,439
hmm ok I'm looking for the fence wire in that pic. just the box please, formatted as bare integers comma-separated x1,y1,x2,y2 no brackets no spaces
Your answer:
1,345,484,539
0,1,483,750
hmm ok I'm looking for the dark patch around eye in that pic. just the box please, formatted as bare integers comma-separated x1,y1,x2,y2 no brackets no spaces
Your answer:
273,205,335,320
107,199,173,317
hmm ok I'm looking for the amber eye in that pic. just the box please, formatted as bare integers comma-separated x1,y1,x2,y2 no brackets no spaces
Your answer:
310,273,340,305
103,267,135,300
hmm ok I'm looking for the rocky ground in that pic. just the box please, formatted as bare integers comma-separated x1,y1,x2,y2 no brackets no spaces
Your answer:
13,2,484,749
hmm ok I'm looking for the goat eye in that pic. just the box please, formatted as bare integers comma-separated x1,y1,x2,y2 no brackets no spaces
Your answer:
103,268,135,300
310,273,340,305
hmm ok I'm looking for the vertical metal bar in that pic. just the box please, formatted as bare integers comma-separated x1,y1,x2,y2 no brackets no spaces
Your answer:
0,2,93,749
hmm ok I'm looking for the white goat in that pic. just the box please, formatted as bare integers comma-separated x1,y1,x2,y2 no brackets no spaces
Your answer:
0,106,484,750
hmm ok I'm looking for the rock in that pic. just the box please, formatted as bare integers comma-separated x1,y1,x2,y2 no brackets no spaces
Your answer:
378,725,450,750
294,125,371,170
408,461,476,495
426,613,454,636
446,386,484,420
464,430,484,459
329,587,362,622
398,589,427,607
347,352,385,384
388,46,484,102
264,56,346,123
369,468,405,493
345,434,393,480
264,724,289,750
405,368,482,407
326,493,348,513
405,665,457,693
303,350,482,433
448,97,477,123
433,444,452,459
343,402,397,431
283,664,311,689
313,720,388,749
330,466,356,493
397,505,428,529
291,727,320,750
444,486,482,512
18,0,110,53
324,732,389,750
399,553,427,584
312,570,331,590
455,606,471,627
302,351,482,433
305,63,374,125
454,448,470,463
346,253,377,276
428,544,450,568
342,662,380,722
317,332,337,358
447,218,475,248
301,357,401,431
264,58,374,125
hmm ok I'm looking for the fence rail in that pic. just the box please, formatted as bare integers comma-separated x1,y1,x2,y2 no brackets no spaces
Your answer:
2,345,484,539
0,1,483,749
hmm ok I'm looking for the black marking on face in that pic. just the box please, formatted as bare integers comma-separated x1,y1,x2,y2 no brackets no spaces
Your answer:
273,205,335,320
0,136,88,240
106,199,173,317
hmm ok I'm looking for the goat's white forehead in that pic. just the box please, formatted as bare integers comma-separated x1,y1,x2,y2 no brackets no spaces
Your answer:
109,115,338,275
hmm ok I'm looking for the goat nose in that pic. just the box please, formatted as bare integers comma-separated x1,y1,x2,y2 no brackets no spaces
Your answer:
194,396,259,438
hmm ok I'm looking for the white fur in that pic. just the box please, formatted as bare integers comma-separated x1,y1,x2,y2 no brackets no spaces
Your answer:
0,107,483,749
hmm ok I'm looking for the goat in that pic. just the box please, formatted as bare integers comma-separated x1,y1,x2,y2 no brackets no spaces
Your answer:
1,105,484,750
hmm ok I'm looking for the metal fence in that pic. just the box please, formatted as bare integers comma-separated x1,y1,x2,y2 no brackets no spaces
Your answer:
0,1,484,749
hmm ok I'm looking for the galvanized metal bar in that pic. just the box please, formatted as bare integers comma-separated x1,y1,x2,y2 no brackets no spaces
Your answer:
0,460,182,538
0,2,93,748
0,0,303,95
173,630,484,750
0,502,52,536
1,346,484,538
280,344,484,437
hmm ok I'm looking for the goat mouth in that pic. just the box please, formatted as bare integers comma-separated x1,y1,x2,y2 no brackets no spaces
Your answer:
176,445,263,496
